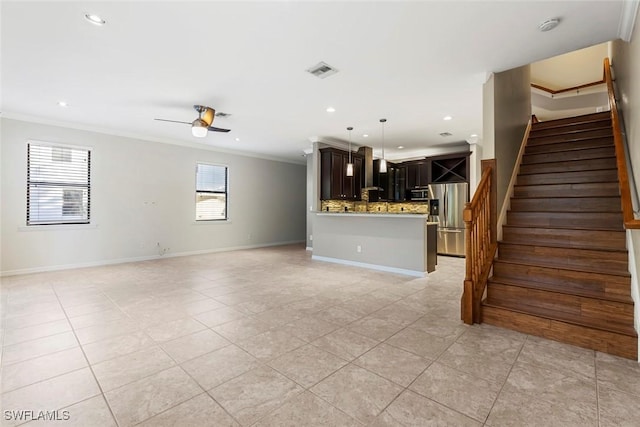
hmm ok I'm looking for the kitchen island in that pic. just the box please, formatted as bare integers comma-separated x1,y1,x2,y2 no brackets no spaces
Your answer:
312,212,438,277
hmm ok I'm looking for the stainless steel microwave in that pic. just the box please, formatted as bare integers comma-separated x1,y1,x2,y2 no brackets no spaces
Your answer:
410,189,429,200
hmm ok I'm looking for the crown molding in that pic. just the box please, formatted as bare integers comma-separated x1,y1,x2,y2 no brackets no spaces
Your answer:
619,0,639,42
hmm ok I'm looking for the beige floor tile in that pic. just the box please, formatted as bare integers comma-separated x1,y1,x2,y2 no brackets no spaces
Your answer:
160,329,230,363
268,344,348,388
310,364,403,424
181,298,226,315
253,391,361,427
63,300,118,318
410,362,501,422
346,316,406,341
280,316,340,342
486,388,597,427
144,317,207,342
371,390,481,427
598,386,640,427
181,344,260,390
209,365,304,426
311,329,379,361
1,368,100,427
2,309,67,330
3,319,72,346
518,336,596,380
68,309,129,329
596,351,640,396
314,306,362,326
138,393,240,427
354,343,431,387
438,342,516,383
408,315,468,340
236,329,306,361
212,317,273,342
23,396,117,427
92,346,175,391
386,327,454,359
504,360,597,416
74,318,139,345
105,366,202,426
82,331,155,364
2,331,78,366
1,347,87,393
193,306,247,328
368,304,423,327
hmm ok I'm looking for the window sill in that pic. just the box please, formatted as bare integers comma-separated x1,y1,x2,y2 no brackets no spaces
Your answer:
18,224,98,232
192,220,232,225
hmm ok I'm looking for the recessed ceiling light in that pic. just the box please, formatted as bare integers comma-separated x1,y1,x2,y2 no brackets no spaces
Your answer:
57,101,68,107
443,115,453,121
397,146,404,149
470,134,478,138
538,18,560,32
326,107,336,113
362,134,369,138
84,14,106,26
235,137,240,142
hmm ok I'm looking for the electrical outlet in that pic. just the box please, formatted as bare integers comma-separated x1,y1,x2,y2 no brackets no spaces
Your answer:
356,245,362,253
247,233,252,241
310,235,313,241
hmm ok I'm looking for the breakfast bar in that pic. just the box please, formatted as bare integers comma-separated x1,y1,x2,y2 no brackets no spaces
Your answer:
312,212,438,277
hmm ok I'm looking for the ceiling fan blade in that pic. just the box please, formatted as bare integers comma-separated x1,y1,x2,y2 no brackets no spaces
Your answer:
208,126,231,133
154,118,191,125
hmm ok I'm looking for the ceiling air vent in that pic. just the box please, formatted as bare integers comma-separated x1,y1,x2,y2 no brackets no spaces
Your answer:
306,62,339,79
439,132,453,137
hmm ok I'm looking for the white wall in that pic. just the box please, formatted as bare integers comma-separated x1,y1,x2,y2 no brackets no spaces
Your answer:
0,118,306,275
611,9,640,353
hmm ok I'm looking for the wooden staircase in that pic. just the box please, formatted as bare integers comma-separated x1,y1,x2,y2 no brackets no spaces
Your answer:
482,111,638,360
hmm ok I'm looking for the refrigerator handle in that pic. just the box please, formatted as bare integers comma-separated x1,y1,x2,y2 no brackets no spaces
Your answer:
443,185,447,228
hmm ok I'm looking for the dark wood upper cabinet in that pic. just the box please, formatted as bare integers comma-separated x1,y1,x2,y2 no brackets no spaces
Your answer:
320,148,364,200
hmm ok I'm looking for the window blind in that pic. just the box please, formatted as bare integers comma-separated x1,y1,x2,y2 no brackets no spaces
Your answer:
196,163,227,221
27,143,91,225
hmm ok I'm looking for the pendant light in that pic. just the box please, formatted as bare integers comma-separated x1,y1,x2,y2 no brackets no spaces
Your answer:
379,118,387,173
346,126,354,177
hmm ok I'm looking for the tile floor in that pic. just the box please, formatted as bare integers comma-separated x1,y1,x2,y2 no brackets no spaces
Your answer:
1,244,639,426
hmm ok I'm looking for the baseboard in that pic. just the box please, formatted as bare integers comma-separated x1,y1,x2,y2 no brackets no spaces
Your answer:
0,240,305,277
311,255,426,278
305,246,313,251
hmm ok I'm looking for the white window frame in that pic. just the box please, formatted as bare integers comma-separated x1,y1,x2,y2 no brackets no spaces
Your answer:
195,162,229,222
26,140,92,226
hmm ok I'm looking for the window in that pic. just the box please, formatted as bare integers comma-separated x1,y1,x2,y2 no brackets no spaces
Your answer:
27,142,91,225
196,163,228,221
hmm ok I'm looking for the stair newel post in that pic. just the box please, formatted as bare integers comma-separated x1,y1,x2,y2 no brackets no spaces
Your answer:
462,201,474,324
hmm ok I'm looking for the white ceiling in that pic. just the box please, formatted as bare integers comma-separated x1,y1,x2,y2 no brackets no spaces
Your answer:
1,1,635,164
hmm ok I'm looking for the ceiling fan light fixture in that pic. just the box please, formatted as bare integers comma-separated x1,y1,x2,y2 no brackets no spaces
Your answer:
191,119,208,138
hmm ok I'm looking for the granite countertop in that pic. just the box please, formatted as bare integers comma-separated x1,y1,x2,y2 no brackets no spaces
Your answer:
316,212,432,219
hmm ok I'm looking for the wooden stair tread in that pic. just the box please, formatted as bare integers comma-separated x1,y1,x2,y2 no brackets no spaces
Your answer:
483,299,637,337
493,257,631,279
481,305,637,360
531,112,611,130
529,121,613,138
488,275,632,303
506,211,625,230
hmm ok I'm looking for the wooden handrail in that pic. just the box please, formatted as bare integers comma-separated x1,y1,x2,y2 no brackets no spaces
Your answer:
604,58,640,229
531,80,605,95
461,159,497,324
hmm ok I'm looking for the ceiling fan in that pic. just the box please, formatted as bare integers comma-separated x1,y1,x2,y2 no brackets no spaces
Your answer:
155,105,231,138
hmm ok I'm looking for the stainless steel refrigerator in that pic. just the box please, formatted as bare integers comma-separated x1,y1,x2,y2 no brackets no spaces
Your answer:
428,182,468,256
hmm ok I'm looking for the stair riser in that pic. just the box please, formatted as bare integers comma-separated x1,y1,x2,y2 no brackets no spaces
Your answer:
513,183,620,198
522,147,616,164
506,211,624,230
492,263,631,300
510,197,622,213
519,158,617,175
526,138,614,154
531,112,611,130
529,119,612,138
481,305,637,360
487,283,633,326
528,128,613,145
517,169,619,185
502,227,626,250
498,243,629,275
